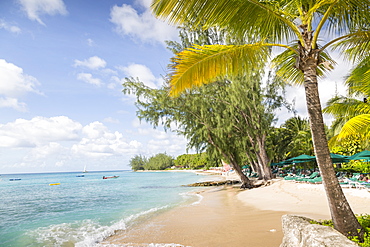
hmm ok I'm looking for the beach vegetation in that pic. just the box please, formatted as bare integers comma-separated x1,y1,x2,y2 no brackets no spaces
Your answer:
129,153,174,171
123,71,280,187
150,0,368,239
123,23,286,187
145,153,174,170
312,214,370,247
268,116,314,163
329,135,363,157
323,37,370,142
324,96,370,151
336,161,370,174
129,155,148,171
174,153,216,170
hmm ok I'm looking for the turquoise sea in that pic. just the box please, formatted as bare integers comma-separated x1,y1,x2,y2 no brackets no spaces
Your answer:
0,171,206,247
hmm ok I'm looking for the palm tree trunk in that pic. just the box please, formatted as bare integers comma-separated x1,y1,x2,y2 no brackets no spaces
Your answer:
302,53,363,239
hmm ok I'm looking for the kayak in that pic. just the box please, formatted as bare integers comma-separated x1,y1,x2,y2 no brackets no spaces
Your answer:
102,176,119,179
49,183,60,186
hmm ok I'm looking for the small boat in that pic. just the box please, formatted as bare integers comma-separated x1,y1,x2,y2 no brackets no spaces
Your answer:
9,178,21,181
76,175,85,177
83,165,88,173
102,176,119,179
49,183,60,186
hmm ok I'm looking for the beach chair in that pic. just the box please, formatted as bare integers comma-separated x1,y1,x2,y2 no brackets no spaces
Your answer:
307,176,322,184
294,171,319,182
339,178,357,188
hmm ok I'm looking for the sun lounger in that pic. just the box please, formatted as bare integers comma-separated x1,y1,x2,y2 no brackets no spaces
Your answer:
295,172,319,182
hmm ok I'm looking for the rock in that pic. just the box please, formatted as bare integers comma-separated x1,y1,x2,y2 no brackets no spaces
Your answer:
184,180,241,187
280,215,359,247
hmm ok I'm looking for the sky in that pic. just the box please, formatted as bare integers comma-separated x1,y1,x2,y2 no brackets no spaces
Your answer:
0,0,351,174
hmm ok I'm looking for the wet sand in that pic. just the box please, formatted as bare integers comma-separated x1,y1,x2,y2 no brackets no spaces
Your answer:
103,186,285,247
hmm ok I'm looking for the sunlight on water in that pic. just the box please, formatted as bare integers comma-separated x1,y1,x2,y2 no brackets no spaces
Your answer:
0,171,204,246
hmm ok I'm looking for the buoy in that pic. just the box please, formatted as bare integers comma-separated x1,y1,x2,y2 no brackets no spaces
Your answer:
49,183,60,186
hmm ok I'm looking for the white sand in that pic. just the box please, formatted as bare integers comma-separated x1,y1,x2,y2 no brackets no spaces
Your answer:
237,179,370,219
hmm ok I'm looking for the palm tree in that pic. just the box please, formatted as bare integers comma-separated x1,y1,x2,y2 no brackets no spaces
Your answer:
282,116,313,157
151,0,369,239
323,32,370,141
324,39,370,140
324,95,370,141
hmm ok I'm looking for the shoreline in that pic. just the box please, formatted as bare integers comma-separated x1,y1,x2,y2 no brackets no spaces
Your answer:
101,177,370,247
102,186,284,247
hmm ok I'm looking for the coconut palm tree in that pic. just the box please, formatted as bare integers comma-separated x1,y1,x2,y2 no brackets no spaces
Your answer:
282,116,313,157
151,0,369,239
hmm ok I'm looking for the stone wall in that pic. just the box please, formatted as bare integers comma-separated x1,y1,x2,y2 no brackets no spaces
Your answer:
280,215,359,247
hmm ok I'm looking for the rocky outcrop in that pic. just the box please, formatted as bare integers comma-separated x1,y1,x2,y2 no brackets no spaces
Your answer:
184,180,240,186
280,215,359,247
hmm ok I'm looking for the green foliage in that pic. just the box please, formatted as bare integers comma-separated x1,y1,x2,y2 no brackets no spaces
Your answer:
267,116,314,163
312,215,370,247
129,155,147,171
338,161,370,174
174,153,217,169
144,153,174,170
123,23,285,176
329,135,363,156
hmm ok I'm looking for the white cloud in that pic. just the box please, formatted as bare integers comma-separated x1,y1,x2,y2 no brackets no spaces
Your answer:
74,56,107,70
77,73,103,86
120,63,163,88
23,142,64,161
0,59,41,111
0,20,21,34
18,0,68,25
72,121,142,157
0,116,82,148
0,116,190,173
0,98,27,112
109,3,178,45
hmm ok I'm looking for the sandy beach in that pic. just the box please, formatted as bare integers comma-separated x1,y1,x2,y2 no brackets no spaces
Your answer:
102,178,370,247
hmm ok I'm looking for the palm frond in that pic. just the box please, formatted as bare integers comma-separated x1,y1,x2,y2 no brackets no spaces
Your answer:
324,0,370,36
346,56,370,96
272,43,336,85
331,30,370,62
151,0,300,43
168,44,269,96
338,114,370,139
323,96,370,116
328,134,339,149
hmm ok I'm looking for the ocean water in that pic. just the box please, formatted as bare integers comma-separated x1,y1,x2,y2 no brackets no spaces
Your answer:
0,171,207,247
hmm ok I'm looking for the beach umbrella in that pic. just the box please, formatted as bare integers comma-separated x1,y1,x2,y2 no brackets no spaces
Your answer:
330,153,350,163
270,162,282,166
285,154,316,163
347,150,370,162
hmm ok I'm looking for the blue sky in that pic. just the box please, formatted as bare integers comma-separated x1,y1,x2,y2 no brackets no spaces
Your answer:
0,0,351,174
